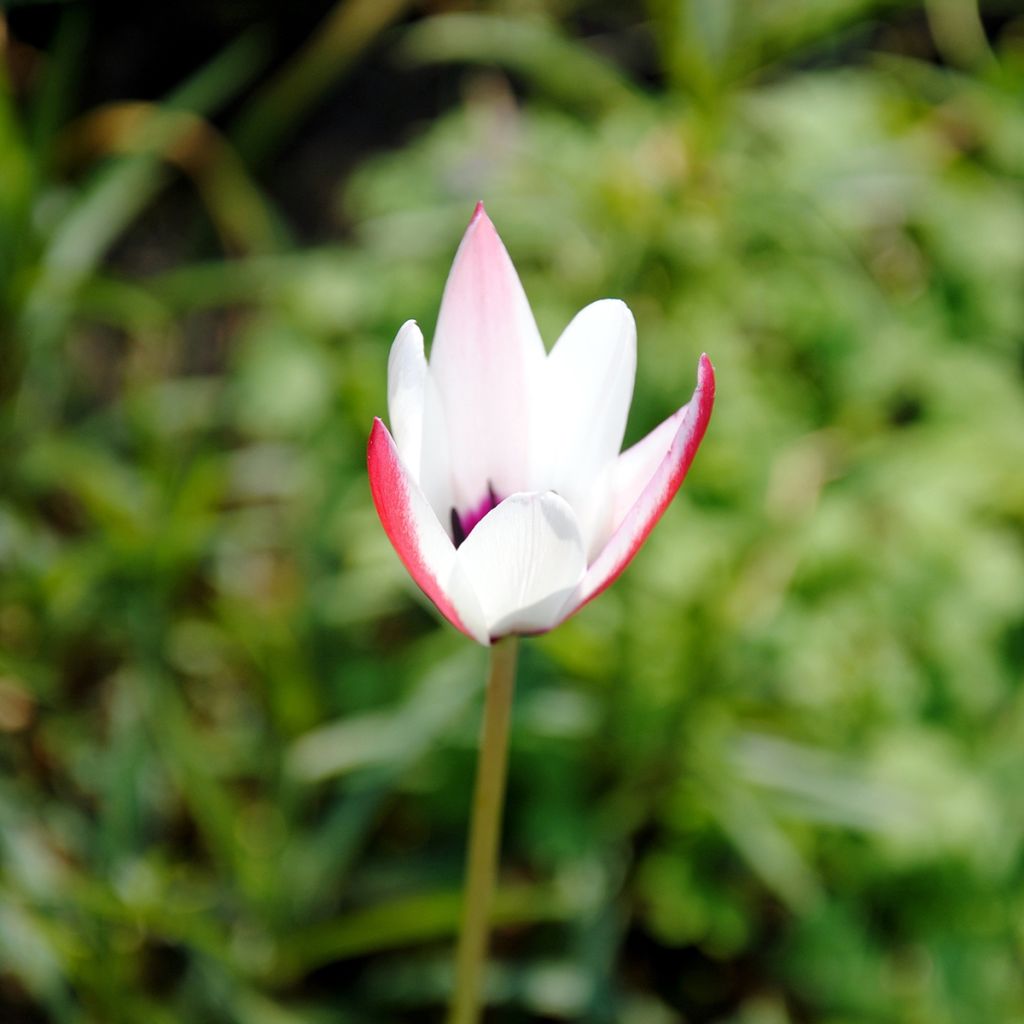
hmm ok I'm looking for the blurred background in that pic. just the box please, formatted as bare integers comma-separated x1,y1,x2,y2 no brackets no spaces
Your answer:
2,1,1024,1021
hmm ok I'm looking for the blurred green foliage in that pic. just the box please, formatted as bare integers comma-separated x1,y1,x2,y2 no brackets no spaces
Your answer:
2,1,1024,1021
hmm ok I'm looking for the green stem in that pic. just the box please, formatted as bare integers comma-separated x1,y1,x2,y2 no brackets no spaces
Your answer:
448,637,520,1024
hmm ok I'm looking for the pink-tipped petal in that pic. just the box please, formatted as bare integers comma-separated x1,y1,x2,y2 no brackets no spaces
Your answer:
456,491,586,639
534,299,637,559
368,418,488,644
563,354,715,620
387,320,428,480
429,204,546,512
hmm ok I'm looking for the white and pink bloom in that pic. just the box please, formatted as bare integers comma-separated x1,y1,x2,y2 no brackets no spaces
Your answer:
368,203,715,645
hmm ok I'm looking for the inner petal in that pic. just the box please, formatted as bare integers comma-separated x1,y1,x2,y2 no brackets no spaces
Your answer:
429,206,545,514
454,490,587,638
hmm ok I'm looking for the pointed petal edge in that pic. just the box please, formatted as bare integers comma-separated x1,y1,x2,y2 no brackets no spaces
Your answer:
427,201,545,508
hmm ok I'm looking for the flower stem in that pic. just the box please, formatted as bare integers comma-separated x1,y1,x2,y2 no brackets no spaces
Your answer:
448,636,520,1024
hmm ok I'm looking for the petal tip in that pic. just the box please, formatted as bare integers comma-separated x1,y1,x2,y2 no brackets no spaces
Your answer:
462,202,503,251
367,416,387,464
468,201,493,233
451,200,501,257
467,202,496,241
698,353,715,394
695,353,716,424
592,297,635,327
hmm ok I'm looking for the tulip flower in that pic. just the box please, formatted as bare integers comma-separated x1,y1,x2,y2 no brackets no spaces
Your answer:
368,203,715,645
368,204,714,1024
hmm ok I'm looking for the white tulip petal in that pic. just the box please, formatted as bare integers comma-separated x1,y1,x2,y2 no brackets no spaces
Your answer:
456,492,586,638
387,320,428,480
535,299,637,558
429,204,546,514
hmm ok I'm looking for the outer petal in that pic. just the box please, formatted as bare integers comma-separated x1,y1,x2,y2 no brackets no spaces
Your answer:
456,491,586,639
368,418,488,644
387,320,428,480
610,404,688,531
534,299,637,559
428,203,546,511
562,354,715,620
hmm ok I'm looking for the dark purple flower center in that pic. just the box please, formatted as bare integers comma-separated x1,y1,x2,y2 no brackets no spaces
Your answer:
450,482,500,548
